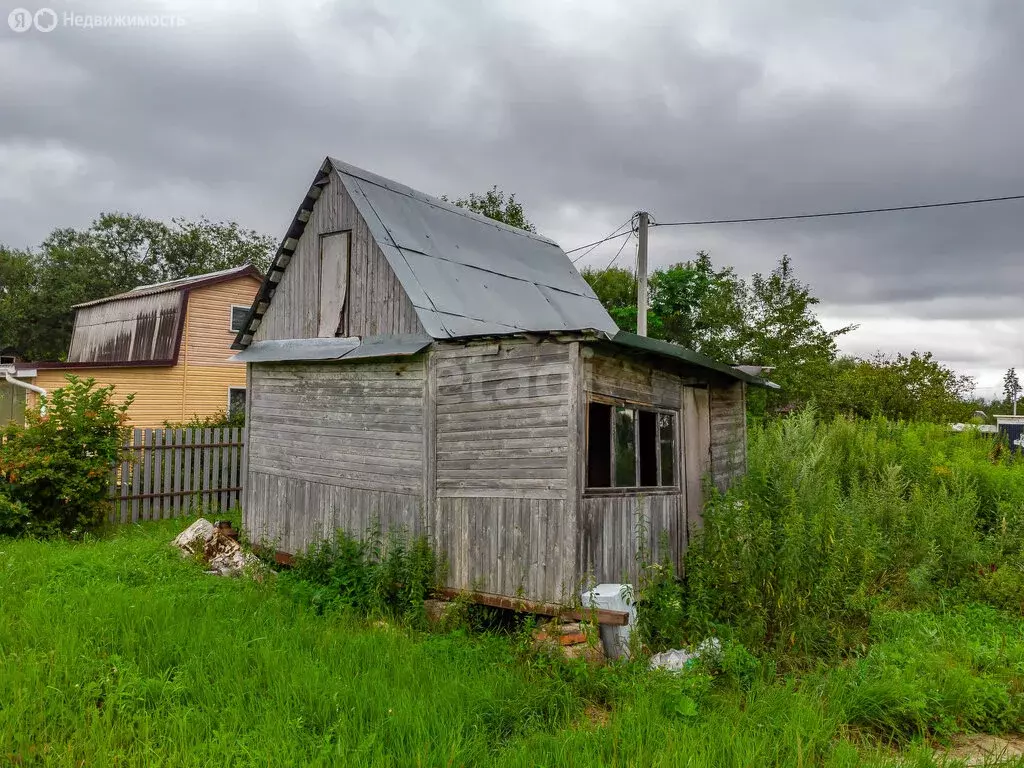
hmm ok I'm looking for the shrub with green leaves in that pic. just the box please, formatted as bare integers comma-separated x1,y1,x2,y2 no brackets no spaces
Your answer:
0,375,132,537
0,487,30,536
287,526,441,622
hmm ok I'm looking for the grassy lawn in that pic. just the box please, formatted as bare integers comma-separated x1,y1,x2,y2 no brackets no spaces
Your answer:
2,520,1022,767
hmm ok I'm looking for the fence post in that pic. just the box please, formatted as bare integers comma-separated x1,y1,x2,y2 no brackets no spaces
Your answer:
108,424,247,524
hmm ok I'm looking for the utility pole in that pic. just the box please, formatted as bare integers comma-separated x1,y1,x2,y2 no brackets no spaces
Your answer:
636,211,649,337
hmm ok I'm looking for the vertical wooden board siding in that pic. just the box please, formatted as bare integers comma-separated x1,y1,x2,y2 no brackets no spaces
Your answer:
245,470,422,556
682,387,708,534
564,342,583,599
577,494,683,585
434,339,572,497
253,177,424,343
241,364,251,515
436,496,573,603
709,381,746,492
423,352,437,536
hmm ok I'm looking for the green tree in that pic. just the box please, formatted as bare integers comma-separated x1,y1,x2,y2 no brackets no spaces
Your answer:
739,256,856,412
1003,367,1021,413
1,213,275,361
0,247,36,356
444,186,535,232
822,352,975,422
648,252,746,362
580,266,637,332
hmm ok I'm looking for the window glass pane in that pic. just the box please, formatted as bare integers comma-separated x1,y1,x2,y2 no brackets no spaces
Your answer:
638,410,658,486
614,407,636,487
230,306,249,333
586,402,612,488
228,389,247,419
659,412,676,486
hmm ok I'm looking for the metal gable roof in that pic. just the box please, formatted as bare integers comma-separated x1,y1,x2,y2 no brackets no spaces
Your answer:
232,157,618,349
332,158,618,339
74,264,261,309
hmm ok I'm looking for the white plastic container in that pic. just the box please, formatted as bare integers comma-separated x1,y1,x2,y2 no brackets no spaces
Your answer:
581,583,636,659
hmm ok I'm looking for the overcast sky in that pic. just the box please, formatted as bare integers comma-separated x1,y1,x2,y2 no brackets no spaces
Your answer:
2,0,1022,397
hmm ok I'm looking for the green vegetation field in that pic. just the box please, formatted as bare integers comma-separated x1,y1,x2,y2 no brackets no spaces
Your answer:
2,415,1024,767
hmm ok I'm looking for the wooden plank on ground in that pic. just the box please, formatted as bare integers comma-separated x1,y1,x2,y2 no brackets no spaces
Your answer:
434,587,629,626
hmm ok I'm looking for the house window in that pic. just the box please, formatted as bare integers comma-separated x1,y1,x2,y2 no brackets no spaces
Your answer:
319,231,351,338
227,387,246,419
0,356,14,365
230,305,250,333
586,401,678,490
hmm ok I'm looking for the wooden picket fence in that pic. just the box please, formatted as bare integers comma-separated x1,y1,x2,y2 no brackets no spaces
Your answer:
109,427,245,523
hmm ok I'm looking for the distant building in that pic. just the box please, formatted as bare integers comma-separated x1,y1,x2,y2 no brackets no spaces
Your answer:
17,265,261,427
996,415,1024,453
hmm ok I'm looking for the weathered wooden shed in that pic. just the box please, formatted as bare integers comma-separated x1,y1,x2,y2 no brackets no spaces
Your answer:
233,158,772,604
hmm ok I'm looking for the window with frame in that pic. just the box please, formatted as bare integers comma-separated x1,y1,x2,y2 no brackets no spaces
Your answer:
227,387,247,419
586,401,677,490
229,305,250,333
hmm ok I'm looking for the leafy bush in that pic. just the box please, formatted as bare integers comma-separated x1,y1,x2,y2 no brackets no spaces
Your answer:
0,487,30,535
163,409,244,430
287,526,441,622
0,376,132,536
633,538,686,652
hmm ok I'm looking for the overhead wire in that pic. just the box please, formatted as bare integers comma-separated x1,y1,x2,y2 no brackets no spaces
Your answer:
650,194,1024,228
566,226,633,258
602,228,635,272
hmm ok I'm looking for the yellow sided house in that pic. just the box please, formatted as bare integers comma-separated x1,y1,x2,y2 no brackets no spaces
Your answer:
21,266,262,427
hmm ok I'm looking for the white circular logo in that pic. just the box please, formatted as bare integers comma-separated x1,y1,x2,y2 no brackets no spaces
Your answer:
34,8,57,32
8,8,33,32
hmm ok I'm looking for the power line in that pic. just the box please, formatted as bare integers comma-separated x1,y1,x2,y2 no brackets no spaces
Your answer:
566,227,633,256
602,230,635,272
651,194,1024,228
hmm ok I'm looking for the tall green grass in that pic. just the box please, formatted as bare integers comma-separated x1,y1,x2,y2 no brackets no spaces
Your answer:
3,413,1024,765
685,412,1024,658
8,522,1020,765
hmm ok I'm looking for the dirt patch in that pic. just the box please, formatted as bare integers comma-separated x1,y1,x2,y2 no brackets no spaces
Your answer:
580,703,610,729
936,734,1024,766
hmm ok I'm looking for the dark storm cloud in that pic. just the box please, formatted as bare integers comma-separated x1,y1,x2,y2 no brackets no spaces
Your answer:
1,0,1022,383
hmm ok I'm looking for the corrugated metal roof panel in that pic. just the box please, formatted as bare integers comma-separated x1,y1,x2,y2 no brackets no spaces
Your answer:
74,265,260,309
604,331,780,389
68,291,183,365
330,158,618,340
232,335,430,363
